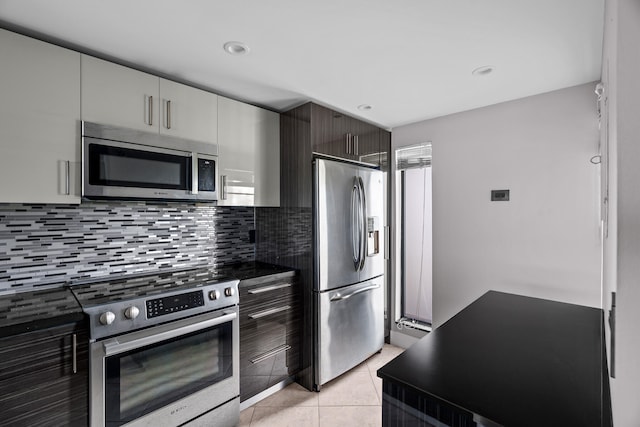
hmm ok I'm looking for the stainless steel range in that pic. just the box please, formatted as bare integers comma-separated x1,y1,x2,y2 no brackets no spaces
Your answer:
69,268,240,427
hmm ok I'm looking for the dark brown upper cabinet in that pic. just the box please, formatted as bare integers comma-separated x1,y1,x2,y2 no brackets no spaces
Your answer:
310,104,383,165
280,102,390,208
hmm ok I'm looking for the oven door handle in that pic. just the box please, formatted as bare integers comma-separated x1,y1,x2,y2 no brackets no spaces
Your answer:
102,310,237,356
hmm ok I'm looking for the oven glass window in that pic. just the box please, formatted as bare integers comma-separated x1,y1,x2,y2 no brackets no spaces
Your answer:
89,143,191,189
104,322,232,426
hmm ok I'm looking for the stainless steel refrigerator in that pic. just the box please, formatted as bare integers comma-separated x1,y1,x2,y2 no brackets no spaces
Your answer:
314,157,385,389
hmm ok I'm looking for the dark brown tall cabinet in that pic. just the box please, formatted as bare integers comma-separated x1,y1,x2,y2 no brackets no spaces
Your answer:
277,101,391,390
0,321,89,426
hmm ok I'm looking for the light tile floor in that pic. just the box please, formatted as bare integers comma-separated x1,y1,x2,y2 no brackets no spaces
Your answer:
239,344,405,427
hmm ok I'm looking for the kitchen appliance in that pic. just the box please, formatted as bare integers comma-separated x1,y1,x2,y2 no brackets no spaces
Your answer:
69,268,240,427
314,157,385,389
82,121,218,201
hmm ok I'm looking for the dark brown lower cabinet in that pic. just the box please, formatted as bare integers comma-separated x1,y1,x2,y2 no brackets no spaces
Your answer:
239,274,301,402
0,321,89,426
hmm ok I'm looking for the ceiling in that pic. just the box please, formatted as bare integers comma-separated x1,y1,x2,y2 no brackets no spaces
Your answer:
0,0,604,129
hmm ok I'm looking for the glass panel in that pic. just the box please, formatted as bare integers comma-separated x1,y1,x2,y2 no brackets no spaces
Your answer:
105,322,232,426
89,144,190,189
401,167,432,325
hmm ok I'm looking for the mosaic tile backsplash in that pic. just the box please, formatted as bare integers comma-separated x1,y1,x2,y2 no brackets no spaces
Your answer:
0,202,255,293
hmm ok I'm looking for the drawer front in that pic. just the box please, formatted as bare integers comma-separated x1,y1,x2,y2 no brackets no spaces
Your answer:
239,276,296,308
239,274,301,401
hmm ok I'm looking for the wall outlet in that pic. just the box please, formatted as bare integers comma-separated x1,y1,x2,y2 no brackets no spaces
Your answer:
491,189,510,201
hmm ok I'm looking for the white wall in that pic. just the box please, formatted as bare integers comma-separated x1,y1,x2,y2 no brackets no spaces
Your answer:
603,0,640,424
393,82,602,327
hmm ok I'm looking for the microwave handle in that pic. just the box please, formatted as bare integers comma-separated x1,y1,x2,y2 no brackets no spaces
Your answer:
191,153,198,195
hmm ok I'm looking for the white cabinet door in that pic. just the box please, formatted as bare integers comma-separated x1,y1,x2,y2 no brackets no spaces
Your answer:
81,55,159,132
159,79,217,144
217,97,279,207
0,29,81,204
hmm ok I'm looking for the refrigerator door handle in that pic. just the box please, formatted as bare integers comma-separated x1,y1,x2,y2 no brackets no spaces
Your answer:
330,283,380,302
358,176,367,271
351,179,360,269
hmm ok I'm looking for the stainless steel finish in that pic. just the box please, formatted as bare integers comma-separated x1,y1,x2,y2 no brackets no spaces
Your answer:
81,121,218,201
315,159,362,291
384,225,390,260
166,99,172,129
148,95,153,126
250,344,291,364
82,279,239,340
90,307,240,427
220,174,228,200
191,152,199,195
314,157,386,389
72,333,77,374
248,305,291,320
102,310,237,357
316,279,384,386
99,311,115,325
351,179,360,268
182,397,239,427
329,283,380,302
65,160,70,195
82,121,218,156
247,283,292,294
357,176,367,271
124,305,140,319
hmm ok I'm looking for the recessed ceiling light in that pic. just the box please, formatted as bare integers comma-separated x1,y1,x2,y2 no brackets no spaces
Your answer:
472,65,494,76
357,104,373,111
223,41,250,56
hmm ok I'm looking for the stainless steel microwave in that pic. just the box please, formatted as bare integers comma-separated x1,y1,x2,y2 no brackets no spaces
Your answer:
82,121,218,201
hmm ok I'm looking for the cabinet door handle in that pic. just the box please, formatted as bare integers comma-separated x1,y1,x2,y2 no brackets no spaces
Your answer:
148,95,153,126
354,135,359,155
247,283,292,294
166,100,171,129
72,333,77,374
250,344,291,364
221,175,227,200
65,160,70,195
248,305,291,319
345,133,351,154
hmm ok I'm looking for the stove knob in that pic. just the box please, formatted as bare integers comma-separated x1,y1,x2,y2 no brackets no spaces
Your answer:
99,311,116,326
224,287,235,297
124,306,140,320
209,290,221,301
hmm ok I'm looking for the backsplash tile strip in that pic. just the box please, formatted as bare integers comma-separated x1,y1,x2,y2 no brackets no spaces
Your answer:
0,202,255,293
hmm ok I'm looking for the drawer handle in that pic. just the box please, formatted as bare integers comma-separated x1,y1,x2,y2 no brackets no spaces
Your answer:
72,333,77,374
247,283,292,294
248,305,291,319
250,344,291,364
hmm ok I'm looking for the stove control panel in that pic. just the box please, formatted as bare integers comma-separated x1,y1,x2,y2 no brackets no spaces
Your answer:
81,278,240,340
146,290,204,318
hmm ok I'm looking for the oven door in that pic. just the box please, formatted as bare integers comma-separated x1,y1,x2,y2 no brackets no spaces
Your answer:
90,308,239,427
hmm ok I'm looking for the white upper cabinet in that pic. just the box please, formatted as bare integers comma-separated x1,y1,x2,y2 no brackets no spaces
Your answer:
0,29,81,204
217,97,280,207
159,78,217,144
81,55,159,133
81,55,217,144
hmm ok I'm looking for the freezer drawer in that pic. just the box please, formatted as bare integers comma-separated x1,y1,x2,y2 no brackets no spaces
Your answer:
316,278,384,387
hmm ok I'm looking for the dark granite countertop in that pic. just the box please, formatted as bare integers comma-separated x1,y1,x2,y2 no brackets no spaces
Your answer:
377,291,612,427
0,261,295,339
0,287,84,338
218,261,296,286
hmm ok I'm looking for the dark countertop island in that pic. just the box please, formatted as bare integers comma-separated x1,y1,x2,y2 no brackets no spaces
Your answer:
377,291,612,427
